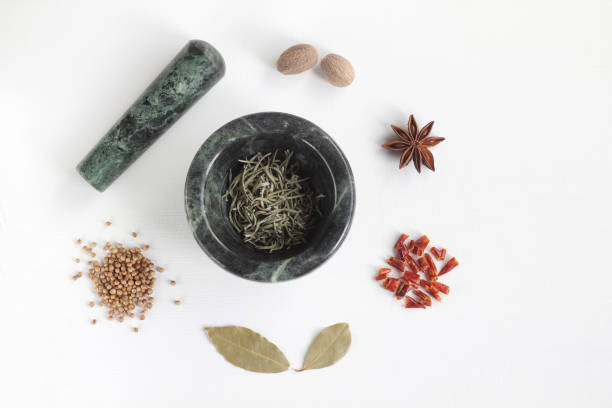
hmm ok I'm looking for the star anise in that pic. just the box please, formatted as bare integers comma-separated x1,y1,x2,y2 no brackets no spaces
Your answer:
382,115,445,172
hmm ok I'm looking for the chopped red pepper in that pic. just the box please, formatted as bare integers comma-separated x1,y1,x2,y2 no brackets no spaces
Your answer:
401,252,420,273
386,256,405,272
375,267,391,280
395,280,409,299
417,257,429,272
419,279,430,288
407,240,415,252
401,270,420,284
377,232,456,310
413,289,432,306
419,281,442,301
407,280,420,290
431,281,450,294
424,253,438,280
430,247,442,259
382,277,399,292
439,257,459,277
394,233,409,253
414,235,430,250
430,247,446,261
405,296,426,309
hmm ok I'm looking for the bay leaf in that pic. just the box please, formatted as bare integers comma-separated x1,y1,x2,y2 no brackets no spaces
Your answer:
204,326,289,373
297,322,351,372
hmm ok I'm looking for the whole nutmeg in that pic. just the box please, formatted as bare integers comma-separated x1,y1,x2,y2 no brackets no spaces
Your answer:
276,44,318,75
320,54,355,87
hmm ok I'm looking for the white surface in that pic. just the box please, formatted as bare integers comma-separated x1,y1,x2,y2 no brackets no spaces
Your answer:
1,0,611,406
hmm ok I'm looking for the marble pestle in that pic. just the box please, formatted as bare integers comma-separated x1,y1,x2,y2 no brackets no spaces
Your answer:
76,40,225,192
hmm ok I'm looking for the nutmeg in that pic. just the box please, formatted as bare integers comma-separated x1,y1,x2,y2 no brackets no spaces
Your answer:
320,54,354,87
276,44,318,75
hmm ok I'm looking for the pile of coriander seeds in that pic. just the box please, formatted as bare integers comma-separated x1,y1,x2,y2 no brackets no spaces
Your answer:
91,243,156,322
73,221,180,331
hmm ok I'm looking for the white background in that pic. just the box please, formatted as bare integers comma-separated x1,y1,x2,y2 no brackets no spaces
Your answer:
1,0,610,406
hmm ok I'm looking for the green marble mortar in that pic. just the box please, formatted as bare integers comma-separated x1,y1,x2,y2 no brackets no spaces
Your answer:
185,112,356,282
77,40,225,191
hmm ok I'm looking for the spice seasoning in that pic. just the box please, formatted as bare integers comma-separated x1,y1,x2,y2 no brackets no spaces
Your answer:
375,268,391,280
430,247,446,261
382,115,445,172
76,241,161,322
224,150,323,252
439,257,459,277
375,233,459,309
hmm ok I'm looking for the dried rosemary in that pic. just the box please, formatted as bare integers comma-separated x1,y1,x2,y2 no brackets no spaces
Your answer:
224,150,322,252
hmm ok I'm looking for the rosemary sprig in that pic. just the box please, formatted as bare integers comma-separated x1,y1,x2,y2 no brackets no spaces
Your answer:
224,150,322,252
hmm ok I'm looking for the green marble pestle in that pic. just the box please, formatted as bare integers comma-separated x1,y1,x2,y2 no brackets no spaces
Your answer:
76,40,225,191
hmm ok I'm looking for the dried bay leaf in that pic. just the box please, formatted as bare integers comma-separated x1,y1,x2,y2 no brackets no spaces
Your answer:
297,322,351,372
204,326,290,373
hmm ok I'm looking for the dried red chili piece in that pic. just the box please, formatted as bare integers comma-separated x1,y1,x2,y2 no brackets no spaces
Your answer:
413,289,432,306
395,280,409,299
394,233,409,253
414,235,430,250
431,281,450,294
412,247,425,256
424,253,438,280
386,256,405,272
407,280,420,290
427,287,442,302
375,268,391,281
375,267,391,280
430,247,441,259
382,277,399,292
419,279,431,289
439,257,459,277
407,240,415,252
430,247,446,261
401,252,420,273
405,296,426,309
402,248,421,273
401,270,420,284
420,281,442,301
417,257,429,272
